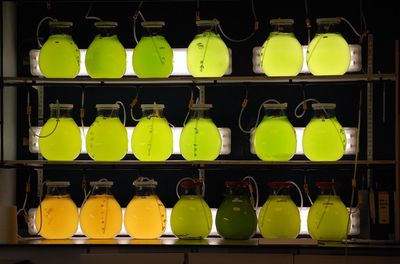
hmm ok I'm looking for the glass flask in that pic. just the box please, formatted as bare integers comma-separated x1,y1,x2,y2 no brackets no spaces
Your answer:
86,104,128,161
124,177,166,239
131,104,173,161
179,104,221,161
260,19,303,77
85,21,126,78
39,103,82,161
39,21,80,78
171,179,212,239
215,181,257,240
253,103,297,161
258,182,301,239
35,181,79,239
302,103,346,161
306,18,351,76
187,19,229,77
132,21,173,78
80,180,122,239
307,181,349,241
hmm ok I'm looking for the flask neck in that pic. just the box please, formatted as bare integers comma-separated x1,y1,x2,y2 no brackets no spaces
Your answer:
135,186,157,196
317,22,340,34
271,24,294,34
91,186,112,196
313,108,336,119
47,186,70,196
50,107,72,118
97,108,119,118
264,108,287,118
142,108,164,118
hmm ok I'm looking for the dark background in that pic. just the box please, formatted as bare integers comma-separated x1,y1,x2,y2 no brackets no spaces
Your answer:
10,0,399,238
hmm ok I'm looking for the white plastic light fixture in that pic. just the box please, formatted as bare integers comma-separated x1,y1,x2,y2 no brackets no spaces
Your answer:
29,48,232,77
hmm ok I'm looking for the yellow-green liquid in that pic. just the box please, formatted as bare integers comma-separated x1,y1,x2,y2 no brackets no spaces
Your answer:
39,34,80,78
124,195,166,239
35,195,79,239
307,195,349,241
39,117,82,161
187,32,229,77
307,33,350,76
258,195,300,239
254,116,297,161
132,36,173,78
302,117,346,161
80,194,122,239
85,34,126,78
171,195,212,239
131,116,173,161
86,117,128,161
179,117,221,161
261,32,303,77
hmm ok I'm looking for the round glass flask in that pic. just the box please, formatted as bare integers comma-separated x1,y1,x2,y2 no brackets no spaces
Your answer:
215,181,257,240
187,19,229,77
85,21,126,78
170,180,212,239
80,180,122,239
302,103,346,161
124,177,166,239
132,21,173,78
253,103,297,161
131,104,173,161
35,181,79,239
307,181,349,241
306,18,351,76
39,21,80,78
39,103,82,161
258,182,301,239
86,104,128,161
179,104,222,161
261,19,303,77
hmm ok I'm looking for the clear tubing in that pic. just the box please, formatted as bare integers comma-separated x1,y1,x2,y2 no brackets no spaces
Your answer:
36,17,56,48
242,176,259,209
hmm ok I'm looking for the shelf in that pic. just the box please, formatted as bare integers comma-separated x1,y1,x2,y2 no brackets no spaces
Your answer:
2,159,395,169
2,73,397,87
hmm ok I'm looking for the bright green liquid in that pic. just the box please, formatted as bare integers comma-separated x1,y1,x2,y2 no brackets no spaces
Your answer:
187,32,229,77
302,117,346,161
307,195,349,241
86,117,128,161
85,34,126,78
216,195,257,240
261,32,303,77
131,116,173,161
307,33,350,76
39,117,81,161
254,116,297,161
170,195,212,239
179,117,221,161
39,34,80,78
132,35,173,78
258,195,300,239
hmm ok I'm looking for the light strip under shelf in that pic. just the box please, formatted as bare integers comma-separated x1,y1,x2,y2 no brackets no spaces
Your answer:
27,207,360,237
29,126,232,155
252,44,362,74
29,48,232,77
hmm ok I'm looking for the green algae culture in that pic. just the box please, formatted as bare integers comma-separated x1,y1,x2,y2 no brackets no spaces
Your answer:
216,181,257,240
302,103,346,161
39,21,80,78
131,104,173,161
86,104,128,161
39,103,81,161
187,20,229,77
85,21,126,78
307,18,350,76
307,182,349,241
253,103,297,161
132,21,173,78
171,180,212,239
258,182,300,239
261,19,303,77
179,104,221,161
